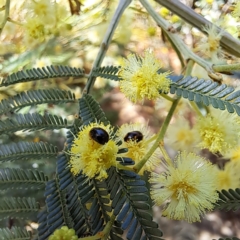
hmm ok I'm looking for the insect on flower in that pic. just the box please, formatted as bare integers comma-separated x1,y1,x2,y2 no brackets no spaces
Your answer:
118,123,161,173
89,127,109,145
124,131,143,143
69,122,119,180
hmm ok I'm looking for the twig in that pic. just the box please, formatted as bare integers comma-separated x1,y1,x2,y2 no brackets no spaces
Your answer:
139,0,222,82
154,0,240,58
213,63,240,73
84,0,132,94
134,97,180,173
0,0,10,35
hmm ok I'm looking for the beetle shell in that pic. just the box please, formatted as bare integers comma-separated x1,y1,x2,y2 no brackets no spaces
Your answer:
89,127,109,145
124,131,143,143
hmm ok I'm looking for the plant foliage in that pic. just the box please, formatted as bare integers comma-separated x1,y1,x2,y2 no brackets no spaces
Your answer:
0,197,39,220
0,226,31,240
0,89,75,115
92,68,240,116
0,113,69,134
0,141,58,163
2,64,240,239
0,65,85,87
1,2,240,238
0,0,240,240
170,76,240,115
34,93,162,239
215,188,240,211
92,66,121,81
0,168,48,190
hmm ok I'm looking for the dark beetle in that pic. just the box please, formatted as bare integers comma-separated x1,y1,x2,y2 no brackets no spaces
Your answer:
124,131,143,143
89,127,109,145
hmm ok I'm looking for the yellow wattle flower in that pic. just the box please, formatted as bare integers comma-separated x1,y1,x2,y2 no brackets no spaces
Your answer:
24,17,46,42
117,123,161,174
150,152,219,223
195,108,240,155
232,2,240,19
119,51,171,103
159,7,169,17
69,122,119,180
226,145,240,162
166,117,200,152
194,25,223,61
216,161,240,191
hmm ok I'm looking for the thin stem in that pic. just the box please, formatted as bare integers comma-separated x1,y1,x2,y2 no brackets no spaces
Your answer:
101,214,116,240
158,142,172,166
79,214,116,240
139,0,222,82
189,101,203,117
154,0,240,58
145,134,157,145
84,0,132,94
213,63,240,73
134,98,180,173
0,0,10,35
7,17,22,26
116,163,134,171
79,234,100,240
184,60,203,116
160,93,174,102
185,59,194,76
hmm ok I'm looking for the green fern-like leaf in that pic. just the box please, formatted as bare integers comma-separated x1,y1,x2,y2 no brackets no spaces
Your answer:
38,179,75,239
107,168,163,240
38,153,90,240
92,66,120,81
87,178,112,235
65,174,92,237
0,113,69,134
215,188,240,211
170,76,240,115
0,141,58,163
0,89,76,115
79,94,109,126
0,197,39,220
0,226,31,240
0,168,48,191
57,153,108,237
0,65,85,87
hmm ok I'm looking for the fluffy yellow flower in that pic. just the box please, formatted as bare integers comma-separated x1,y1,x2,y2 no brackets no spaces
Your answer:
117,123,161,173
147,26,156,37
24,17,46,42
171,15,180,23
29,0,54,19
14,82,33,92
119,51,171,103
226,145,240,162
49,226,78,240
69,122,119,180
219,14,239,38
150,152,218,223
166,118,200,152
195,108,240,155
216,161,240,191
232,2,240,19
194,25,223,61
159,7,169,17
